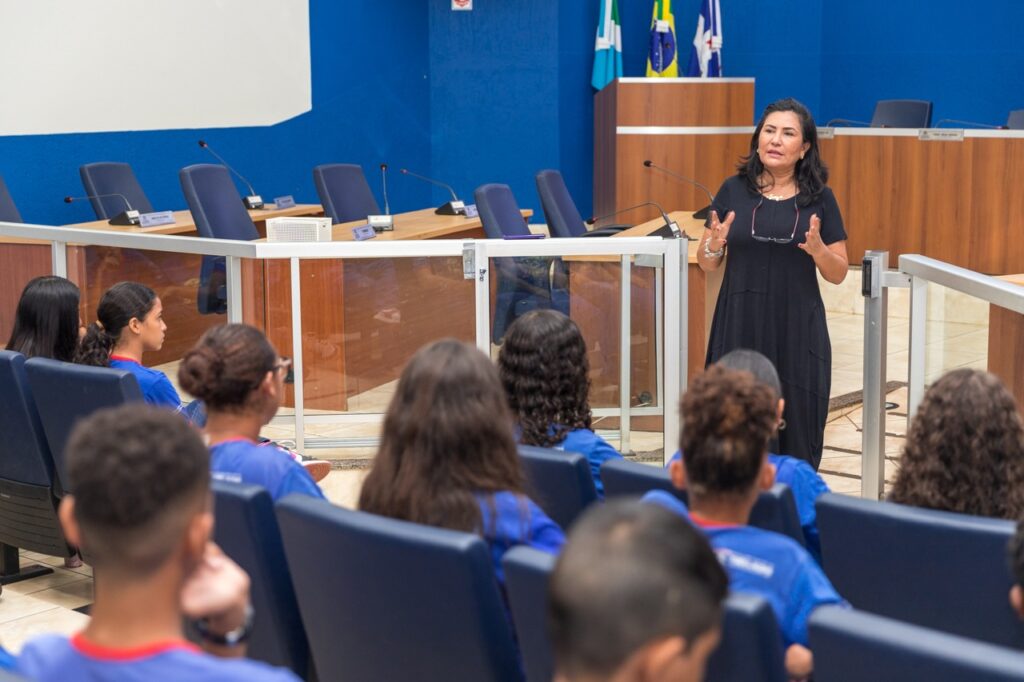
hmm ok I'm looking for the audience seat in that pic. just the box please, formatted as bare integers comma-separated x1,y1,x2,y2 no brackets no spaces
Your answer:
79,162,154,219
0,352,72,584
312,163,381,224
1007,109,1024,130
870,99,933,128
810,605,1024,682
534,170,627,238
0,175,23,223
211,481,311,678
600,459,805,546
277,495,520,682
517,445,598,529
816,493,1024,647
502,546,786,682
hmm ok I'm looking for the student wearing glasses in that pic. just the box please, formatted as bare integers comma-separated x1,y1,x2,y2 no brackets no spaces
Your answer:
697,98,848,469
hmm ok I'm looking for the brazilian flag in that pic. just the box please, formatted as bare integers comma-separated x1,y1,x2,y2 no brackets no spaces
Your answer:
646,0,678,77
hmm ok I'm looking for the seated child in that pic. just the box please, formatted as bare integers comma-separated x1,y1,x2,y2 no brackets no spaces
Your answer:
498,309,622,497
1008,519,1024,619
549,500,727,682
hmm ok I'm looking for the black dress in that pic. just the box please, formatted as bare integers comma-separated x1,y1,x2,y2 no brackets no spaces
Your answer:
705,175,847,469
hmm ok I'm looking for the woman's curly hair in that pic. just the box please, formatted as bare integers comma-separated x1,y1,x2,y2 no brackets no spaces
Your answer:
499,310,592,447
889,369,1024,519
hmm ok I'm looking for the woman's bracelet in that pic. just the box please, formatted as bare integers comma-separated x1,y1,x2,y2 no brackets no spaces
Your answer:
703,238,725,259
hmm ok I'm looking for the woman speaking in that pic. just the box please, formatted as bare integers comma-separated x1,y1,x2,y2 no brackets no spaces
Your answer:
698,98,848,469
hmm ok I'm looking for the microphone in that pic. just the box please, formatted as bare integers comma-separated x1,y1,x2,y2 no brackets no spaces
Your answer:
587,201,684,240
197,140,264,209
367,163,394,231
64,194,140,226
399,168,465,215
642,160,714,220
825,118,873,127
934,118,1007,130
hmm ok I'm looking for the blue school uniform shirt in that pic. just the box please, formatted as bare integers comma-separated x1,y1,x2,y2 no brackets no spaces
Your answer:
642,489,845,647
110,355,183,411
554,428,623,499
477,491,565,584
16,634,299,681
210,438,325,502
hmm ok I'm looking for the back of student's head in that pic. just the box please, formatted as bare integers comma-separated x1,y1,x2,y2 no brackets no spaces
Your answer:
65,403,210,576
549,500,728,681
178,323,277,411
717,348,782,402
498,309,592,447
359,338,525,532
890,368,1024,519
5,276,80,362
75,281,156,367
681,365,777,497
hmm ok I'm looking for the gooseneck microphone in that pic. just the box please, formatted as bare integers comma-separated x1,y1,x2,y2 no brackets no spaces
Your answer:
197,140,264,209
367,163,394,232
934,118,1007,130
64,194,140,226
825,118,873,127
588,201,684,240
642,160,715,220
399,169,466,215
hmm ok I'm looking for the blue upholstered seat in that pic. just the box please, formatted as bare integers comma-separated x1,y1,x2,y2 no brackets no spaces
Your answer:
535,170,627,238
312,163,381,224
870,99,933,128
79,162,154,219
1007,109,1024,130
0,175,24,223
517,445,598,530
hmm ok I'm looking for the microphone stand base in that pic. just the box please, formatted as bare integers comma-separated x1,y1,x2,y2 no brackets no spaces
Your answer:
243,195,265,210
692,205,711,220
108,210,141,226
434,200,466,216
650,221,683,239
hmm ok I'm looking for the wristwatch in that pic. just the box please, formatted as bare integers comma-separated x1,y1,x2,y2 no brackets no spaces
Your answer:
703,238,725,259
194,604,255,647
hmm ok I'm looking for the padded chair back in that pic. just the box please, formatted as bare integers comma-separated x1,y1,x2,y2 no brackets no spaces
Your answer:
475,183,530,238
600,459,804,545
24,357,143,494
502,546,556,682
816,493,1024,647
535,170,586,238
212,481,310,677
0,175,23,223
810,606,1024,682
312,163,381,224
518,445,598,529
179,164,259,241
79,162,154,219
277,496,520,682
1007,110,1024,130
871,99,933,128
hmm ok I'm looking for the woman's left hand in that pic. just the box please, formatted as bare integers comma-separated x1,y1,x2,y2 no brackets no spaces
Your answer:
797,213,827,258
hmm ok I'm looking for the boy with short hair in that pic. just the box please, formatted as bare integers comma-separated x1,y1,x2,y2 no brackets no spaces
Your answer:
16,404,298,681
548,500,728,682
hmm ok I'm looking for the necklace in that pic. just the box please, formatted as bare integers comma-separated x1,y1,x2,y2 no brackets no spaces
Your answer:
763,192,790,201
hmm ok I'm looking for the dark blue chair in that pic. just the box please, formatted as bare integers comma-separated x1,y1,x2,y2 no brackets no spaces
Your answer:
24,357,143,495
277,496,520,682
600,458,805,546
810,606,1024,682
502,546,785,682
816,493,1024,647
211,481,311,678
871,99,933,128
535,170,628,238
1007,110,1024,130
312,163,381,224
517,445,598,531
0,175,23,223
79,162,154,219
0,352,72,584
475,183,531,239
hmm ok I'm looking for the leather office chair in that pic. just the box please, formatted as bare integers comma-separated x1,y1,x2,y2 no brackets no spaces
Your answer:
535,170,627,238
600,458,805,546
517,445,598,529
312,163,381,224
0,352,73,584
502,546,786,682
79,162,154,219
870,99,934,128
24,357,143,494
212,481,312,678
810,606,1024,682
277,496,521,682
816,493,1024,647
1007,110,1024,130
0,175,24,223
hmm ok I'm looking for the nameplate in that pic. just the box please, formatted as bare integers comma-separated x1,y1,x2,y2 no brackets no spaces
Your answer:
352,224,377,241
273,195,297,208
817,127,835,140
463,203,479,218
919,129,964,142
139,211,176,227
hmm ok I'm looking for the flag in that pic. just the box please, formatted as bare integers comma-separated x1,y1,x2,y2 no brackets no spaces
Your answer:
686,0,723,77
645,0,678,78
592,0,623,91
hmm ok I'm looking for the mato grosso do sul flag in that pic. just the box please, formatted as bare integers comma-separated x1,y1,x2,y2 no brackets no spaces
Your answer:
592,0,623,90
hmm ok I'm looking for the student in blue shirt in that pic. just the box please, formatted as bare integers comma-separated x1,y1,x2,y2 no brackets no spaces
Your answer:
359,339,565,584
499,309,623,498
645,365,845,680
15,404,298,681
178,323,326,501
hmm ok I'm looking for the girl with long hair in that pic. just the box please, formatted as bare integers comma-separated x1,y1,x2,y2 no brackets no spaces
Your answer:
6,276,81,362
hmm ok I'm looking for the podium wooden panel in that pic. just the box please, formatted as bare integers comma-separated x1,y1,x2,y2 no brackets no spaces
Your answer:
988,275,1024,408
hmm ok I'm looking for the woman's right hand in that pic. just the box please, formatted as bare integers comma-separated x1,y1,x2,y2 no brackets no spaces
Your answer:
708,210,735,251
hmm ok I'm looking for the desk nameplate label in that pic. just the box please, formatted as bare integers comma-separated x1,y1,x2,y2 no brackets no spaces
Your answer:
139,211,176,227
273,195,296,208
919,129,964,142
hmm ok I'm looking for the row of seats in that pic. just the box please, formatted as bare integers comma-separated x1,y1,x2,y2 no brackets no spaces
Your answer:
832,99,1024,129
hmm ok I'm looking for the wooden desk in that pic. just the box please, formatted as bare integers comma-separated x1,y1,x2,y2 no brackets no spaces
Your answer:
988,274,1024,407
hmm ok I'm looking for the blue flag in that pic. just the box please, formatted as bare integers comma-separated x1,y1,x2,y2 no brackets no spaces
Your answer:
685,0,723,77
592,0,623,90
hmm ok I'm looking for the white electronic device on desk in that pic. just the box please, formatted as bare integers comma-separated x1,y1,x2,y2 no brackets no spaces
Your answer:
266,217,333,242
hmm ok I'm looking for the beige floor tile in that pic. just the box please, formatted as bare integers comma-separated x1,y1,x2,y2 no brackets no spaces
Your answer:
27,578,93,611
5,568,85,596
818,455,863,477
320,469,368,510
0,591,59,624
820,475,861,496
0,606,89,655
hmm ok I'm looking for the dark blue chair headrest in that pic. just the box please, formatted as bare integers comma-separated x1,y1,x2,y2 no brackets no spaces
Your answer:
276,495,520,681
816,493,1023,647
810,606,1024,682
1007,110,1024,130
474,183,530,238
535,170,586,238
517,445,598,529
0,351,56,487
502,546,556,682
0,175,23,223
79,162,154,219
871,99,933,128
312,163,381,224
179,164,259,241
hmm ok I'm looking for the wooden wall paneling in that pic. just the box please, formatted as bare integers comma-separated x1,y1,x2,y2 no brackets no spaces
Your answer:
988,303,1024,408
0,243,52,342
594,82,619,219
616,81,754,127
820,136,893,263
968,138,1024,274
